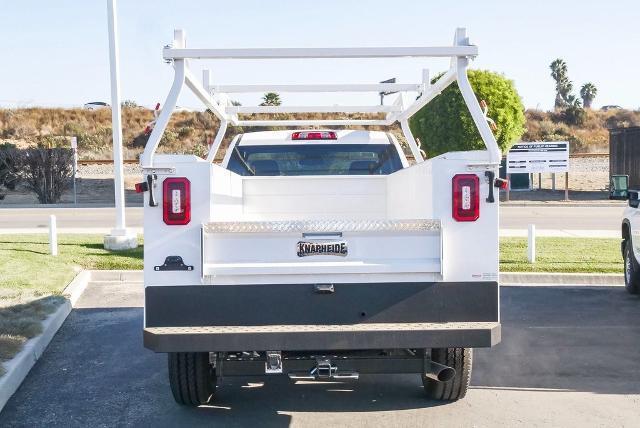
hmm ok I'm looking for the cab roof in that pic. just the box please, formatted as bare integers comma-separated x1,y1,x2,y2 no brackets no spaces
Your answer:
237,130,390,146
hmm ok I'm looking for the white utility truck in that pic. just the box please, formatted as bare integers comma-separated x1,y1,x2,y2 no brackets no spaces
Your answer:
139,28,503,405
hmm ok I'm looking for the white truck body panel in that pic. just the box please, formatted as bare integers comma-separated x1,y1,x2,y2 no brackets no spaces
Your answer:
144,146,498,287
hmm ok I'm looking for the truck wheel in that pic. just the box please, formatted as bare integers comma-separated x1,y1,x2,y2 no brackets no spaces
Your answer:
422,348,472,401
624,240,640,295
168,352,216,405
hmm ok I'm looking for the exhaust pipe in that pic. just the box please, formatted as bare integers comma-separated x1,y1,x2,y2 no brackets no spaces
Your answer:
425,360,456,382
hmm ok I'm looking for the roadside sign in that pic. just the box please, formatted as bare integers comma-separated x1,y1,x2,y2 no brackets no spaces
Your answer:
506,142,569,174
70,136,78,149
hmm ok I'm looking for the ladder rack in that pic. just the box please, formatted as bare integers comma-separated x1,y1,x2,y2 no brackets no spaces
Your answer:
141,28,501,167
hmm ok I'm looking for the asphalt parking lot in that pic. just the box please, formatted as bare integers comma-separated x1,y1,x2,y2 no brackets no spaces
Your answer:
1,280,639,427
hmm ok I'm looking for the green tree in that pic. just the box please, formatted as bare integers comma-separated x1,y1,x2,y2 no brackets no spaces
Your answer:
260,92,282,106
408,70,525,158
550,59,572,109
580,82,598,109
562,95,586,125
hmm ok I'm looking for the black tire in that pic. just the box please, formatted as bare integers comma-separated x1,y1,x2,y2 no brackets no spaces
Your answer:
623,239,640,295
168,352,216,406
422,348,472,401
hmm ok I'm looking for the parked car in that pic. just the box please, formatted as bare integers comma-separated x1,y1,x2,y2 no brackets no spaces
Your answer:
622,190,640,295
601,105,623,111
83,101,109,110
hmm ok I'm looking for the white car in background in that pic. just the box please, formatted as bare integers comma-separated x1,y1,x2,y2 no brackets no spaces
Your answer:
83,101,110,110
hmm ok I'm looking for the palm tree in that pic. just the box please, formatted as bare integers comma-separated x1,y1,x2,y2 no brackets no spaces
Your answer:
260,92,282,106
550,59,572,109
580,83,598,109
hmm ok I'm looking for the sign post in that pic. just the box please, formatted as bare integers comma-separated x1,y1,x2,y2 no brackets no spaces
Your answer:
71,137,77,205
507,142,570,199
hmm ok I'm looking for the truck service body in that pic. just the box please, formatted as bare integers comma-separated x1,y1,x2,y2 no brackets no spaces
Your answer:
139,28,502,405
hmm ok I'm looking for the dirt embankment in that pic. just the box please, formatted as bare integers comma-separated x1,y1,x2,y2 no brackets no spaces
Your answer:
523,109,640,153
1,107,639,161
0,107,401,161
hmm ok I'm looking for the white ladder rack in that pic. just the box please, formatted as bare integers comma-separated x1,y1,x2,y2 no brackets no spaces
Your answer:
141,28,500,167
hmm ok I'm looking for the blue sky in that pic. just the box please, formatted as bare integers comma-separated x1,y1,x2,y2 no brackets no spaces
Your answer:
1,0,638,110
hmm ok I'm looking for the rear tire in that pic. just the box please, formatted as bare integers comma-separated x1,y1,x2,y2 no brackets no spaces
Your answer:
623,239,640,295
422,348,472,401
168,352,216,406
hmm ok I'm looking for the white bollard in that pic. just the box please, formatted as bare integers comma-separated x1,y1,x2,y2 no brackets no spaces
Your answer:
527,224,536,263
49,215,58,256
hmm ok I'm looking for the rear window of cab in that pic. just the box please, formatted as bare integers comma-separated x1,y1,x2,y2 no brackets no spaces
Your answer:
227,144,403,176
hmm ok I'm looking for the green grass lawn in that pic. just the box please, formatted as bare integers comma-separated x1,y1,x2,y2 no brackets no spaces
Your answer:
0,234,142,296
0,234,142,376
500,237,622,273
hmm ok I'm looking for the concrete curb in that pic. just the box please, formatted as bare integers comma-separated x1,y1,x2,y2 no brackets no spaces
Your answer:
0,270,137,412
500,272,624,286
0,300,72,413
90,270,143,282
499,229,618,238
0,228,143,235
501,201,625,208
0,203,143,209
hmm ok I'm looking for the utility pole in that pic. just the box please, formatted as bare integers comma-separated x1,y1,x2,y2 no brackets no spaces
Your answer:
104,0,137,250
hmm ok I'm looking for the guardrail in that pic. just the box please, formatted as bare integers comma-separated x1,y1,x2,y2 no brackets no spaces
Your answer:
570,153,608,158
79,159,139,165
79,153,610,165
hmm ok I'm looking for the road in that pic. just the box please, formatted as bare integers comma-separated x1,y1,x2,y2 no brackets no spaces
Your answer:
0,207,144,231
0,206,625,232
500,206,623,231
1,280,639,427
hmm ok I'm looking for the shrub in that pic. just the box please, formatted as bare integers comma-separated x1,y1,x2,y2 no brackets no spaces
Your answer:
0,147,73,203
160,130,178,147
192,143,208,159
0,144,18,196
604,110,640,129
562,104,586,126
409,70,525,157
177,126,195,138
131,132,149,148
121,100,139,109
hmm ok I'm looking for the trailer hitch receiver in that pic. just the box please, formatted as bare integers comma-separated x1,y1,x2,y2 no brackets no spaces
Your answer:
288,358,359,381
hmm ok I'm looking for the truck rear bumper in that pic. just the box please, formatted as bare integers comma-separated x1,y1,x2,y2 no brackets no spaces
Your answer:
144,281,500,352
145,321,500,352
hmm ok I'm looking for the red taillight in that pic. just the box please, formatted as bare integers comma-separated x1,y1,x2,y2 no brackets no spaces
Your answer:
291,131,337,140
452,174,479,222
163,177,191,225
